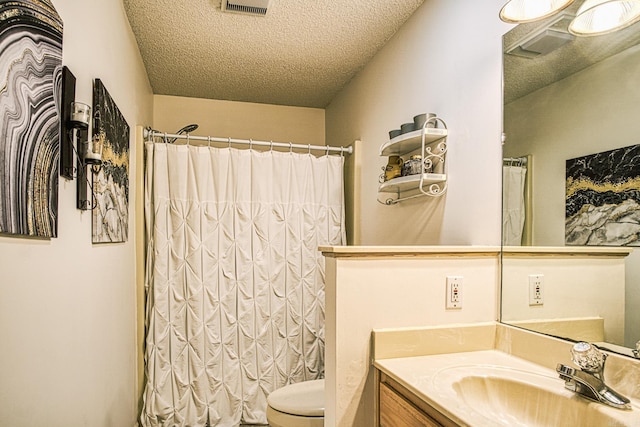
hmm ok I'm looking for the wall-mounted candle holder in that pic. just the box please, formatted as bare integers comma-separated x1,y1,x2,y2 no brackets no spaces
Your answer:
76,131,104,211
82,135,103,164
68,101,99,210
70,101,91,129
59,66,104,210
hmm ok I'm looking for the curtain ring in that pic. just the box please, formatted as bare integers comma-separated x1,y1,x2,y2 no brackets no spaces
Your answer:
308,144,311,155
207,135,211,148
250,138,253,150
289,142,293,153
228,137,231,148
340,147,344,159
325,146,330,156
186,134,190,146
163,132,167,144
270,140,274,151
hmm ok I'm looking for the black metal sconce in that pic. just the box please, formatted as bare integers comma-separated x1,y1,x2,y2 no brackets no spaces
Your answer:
59,66,103,210
60,66,76,180
73,102,100,210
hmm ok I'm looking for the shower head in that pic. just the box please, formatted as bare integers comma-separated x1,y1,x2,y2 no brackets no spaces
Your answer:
168,124,199,143
176,124,199,134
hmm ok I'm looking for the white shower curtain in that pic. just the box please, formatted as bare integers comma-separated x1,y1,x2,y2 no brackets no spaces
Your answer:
141,142,345,427
502,164,527,246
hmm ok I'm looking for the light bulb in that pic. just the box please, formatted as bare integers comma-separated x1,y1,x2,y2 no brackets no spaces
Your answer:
569,0,640,35
500,0,576,23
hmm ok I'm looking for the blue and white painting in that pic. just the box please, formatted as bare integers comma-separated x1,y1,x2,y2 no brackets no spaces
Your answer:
0,0,63,238
566,144,640,246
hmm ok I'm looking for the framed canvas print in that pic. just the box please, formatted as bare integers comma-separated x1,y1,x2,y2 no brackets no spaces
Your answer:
91,79,130,243
0,0,63,238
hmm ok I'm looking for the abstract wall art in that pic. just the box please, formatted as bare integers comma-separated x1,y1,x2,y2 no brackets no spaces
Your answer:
0,0,63,238
91,79,129,243
566,144,640,246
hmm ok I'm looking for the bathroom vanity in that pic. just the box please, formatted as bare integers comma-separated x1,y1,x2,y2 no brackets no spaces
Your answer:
378,371,454,427
320,245,637,426
372,323,640,427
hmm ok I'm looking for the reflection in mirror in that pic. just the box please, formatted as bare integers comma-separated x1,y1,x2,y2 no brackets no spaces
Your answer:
501,0,640,358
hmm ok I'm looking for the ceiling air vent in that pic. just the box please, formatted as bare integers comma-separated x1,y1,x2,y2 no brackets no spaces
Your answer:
222,0,270,16
505,12,575,59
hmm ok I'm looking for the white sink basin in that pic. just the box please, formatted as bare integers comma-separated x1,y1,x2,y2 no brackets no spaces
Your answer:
434,365,636,427
375,350,639,427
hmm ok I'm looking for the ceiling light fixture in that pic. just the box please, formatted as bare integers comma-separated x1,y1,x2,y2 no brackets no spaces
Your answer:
499,0,576,23
568,0,640,35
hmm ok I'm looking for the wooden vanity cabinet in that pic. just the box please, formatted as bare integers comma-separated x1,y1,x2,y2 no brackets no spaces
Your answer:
377,371,459,427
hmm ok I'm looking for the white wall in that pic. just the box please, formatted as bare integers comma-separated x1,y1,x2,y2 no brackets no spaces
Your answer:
0,1,153,426
503,44,640,348
326,0,510,246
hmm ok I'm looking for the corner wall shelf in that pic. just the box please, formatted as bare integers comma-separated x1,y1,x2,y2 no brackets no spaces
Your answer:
379,128,447,156
379,173,447,192
378,117,448,205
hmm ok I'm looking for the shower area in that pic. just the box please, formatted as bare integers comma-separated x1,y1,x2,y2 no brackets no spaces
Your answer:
502,155,531,246
140,124,348,426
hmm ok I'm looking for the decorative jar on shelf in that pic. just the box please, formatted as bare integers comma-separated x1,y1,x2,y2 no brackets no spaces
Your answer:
402,155,430,176
384,155,403,181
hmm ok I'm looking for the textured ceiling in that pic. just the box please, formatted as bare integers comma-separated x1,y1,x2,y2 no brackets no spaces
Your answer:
503,0,640,104
123,0,424,108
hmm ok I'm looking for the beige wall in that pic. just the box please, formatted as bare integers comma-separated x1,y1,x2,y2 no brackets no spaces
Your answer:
153,95,325,148
326,0,510,246
503,44,640,348
0,1,153,426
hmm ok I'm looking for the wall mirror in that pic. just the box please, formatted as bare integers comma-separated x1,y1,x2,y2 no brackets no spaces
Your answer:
501,0,640,358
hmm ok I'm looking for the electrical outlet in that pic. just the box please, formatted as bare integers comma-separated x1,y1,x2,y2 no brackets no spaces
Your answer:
446,276,463,309
529,274,544,306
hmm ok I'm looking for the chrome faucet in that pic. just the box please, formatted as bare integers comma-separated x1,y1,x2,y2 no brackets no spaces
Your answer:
556,342,631,410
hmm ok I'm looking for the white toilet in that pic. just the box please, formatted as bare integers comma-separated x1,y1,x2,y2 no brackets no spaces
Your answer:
266,379,324,427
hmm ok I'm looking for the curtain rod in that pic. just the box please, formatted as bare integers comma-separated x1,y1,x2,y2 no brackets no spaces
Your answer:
144,128,352,155
503,156,527,166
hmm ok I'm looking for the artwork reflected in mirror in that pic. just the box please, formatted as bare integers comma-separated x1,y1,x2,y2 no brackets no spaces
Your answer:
566,144,640,246
501,0,640,357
